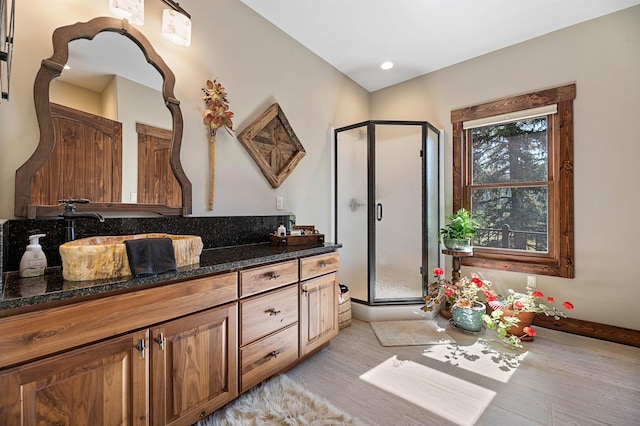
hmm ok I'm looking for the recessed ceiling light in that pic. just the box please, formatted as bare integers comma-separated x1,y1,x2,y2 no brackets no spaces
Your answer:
380,61,394,70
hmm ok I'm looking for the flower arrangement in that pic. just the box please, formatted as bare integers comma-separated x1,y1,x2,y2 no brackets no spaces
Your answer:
201,79,234,210
202,79,234,136
422,268,496,312
483,288,575,347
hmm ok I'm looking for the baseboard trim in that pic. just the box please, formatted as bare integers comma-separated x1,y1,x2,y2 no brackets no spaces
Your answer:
533,316,640,348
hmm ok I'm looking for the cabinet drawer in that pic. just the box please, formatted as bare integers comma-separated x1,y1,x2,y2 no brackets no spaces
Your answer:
300,252,339,281
240,323,299,393
240,260,298,297
240,284,299,346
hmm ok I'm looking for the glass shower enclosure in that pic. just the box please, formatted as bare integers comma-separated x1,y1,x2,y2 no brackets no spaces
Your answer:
335,121,440,306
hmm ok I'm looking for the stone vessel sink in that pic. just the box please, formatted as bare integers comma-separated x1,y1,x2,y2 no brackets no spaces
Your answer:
59,233,203,281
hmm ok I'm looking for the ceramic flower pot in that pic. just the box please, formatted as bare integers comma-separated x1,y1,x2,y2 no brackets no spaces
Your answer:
503,310,536,339
442,238,472,252
451,302,486,332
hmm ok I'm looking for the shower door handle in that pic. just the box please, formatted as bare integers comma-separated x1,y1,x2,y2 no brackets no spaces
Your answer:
376,203,383,221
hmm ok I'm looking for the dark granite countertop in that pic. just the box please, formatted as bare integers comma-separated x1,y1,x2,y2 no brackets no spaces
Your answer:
1,242,341,316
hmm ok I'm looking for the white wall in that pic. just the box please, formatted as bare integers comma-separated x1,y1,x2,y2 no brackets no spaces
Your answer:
49,80,103,116
0,0,370,236
371,6,640,330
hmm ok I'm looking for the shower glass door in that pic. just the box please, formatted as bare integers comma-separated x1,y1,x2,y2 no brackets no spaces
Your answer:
373,124,423,302
335,121,439,305
335,124,369,302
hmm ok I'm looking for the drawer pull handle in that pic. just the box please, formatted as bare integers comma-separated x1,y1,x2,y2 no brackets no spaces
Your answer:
266,308,282,316
319,261,328,267
268,273,281,280
269,350,281,359
301,287,308,295
200,411,206,417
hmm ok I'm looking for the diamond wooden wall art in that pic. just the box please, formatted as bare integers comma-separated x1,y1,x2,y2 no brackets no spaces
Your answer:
237,103,305,188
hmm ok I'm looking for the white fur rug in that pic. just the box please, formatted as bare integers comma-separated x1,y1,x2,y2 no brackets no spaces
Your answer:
198,374,363,426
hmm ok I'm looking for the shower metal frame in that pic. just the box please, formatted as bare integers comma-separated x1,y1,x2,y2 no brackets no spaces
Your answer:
334,120,440,306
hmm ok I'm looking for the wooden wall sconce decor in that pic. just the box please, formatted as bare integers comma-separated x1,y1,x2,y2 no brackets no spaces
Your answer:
237,103,305,188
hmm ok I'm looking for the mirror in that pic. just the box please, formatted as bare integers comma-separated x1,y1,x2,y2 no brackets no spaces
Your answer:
53,32,171,206
15,17,192,218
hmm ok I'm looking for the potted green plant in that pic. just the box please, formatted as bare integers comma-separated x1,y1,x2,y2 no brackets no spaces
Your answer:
439,208,479,251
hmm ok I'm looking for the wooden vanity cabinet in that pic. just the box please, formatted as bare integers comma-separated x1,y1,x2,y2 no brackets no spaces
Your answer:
0,250,340,425
0,330,149,425
300,253,340,356
0,272,239,426
151,303,238,426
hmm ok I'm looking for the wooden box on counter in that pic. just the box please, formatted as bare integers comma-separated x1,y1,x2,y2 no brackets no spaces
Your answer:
270,234,325,246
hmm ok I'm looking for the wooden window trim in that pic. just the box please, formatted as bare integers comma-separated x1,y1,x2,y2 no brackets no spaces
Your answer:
451,84,576,278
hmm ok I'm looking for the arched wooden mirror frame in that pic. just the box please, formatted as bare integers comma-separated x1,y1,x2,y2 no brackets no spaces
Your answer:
14,17,192,218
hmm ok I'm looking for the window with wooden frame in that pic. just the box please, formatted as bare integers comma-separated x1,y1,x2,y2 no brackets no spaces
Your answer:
451,84,575,278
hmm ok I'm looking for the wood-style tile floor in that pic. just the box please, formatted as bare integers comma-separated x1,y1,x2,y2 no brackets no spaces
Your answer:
288,318,640,426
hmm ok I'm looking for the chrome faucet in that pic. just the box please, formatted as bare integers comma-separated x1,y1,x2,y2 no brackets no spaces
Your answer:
59,199,105,242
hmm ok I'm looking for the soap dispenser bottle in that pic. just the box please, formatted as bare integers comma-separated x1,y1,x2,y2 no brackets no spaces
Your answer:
277,222,287,237
19,233,48,278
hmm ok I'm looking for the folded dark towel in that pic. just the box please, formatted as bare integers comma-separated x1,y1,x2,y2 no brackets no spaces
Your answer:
124,238,177,278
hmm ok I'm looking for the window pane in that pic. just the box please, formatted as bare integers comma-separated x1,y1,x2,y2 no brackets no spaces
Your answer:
471,186,548,252
471,118,548,184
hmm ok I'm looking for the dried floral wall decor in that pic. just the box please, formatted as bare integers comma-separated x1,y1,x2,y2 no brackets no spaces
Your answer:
237,103,305,188
202,79,234,210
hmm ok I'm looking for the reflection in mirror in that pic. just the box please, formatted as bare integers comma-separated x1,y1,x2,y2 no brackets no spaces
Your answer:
14,17,192,218
50,32,172,204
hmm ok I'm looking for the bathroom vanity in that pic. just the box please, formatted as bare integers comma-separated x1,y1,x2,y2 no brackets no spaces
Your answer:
0,243,340,425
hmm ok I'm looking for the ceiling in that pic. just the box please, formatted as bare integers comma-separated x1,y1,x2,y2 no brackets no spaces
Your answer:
60,32,163,93
239,0,640,92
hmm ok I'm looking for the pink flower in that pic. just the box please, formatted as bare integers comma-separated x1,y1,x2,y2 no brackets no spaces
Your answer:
433,267,445,276
445,289,453,297
547,296,555,302
532,291,544,298
523,326,536,337
514,300,525,310
562,301,574,310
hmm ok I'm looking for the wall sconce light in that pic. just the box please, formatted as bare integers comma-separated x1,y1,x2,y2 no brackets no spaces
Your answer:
109,0,144,25
161,0,191,47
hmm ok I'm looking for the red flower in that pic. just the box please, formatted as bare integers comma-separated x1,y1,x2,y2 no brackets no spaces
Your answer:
444,289,453,297
562,301,574,310
532,291,544,298
514,300,525,309
483,290,497,302
523,326,536,337
471,277,484,288
433,267,445,276
547,296,554,302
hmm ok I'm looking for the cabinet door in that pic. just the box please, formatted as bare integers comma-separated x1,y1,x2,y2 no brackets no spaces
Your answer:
151,303,238,426
0,330,149,426
300,273,339,356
